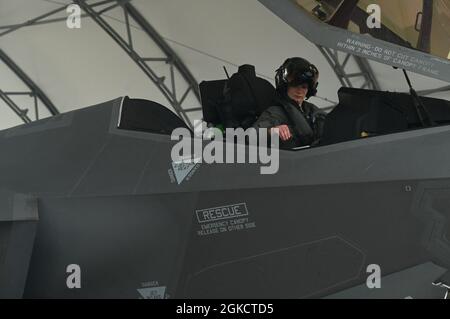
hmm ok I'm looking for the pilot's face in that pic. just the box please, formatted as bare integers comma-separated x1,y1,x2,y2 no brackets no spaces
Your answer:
287,82,308,104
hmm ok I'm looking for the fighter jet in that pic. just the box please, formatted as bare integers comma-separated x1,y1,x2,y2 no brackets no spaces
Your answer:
1,0,450,300
1,72,450,299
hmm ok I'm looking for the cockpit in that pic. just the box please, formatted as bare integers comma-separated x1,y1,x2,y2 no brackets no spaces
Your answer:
118,64,450,149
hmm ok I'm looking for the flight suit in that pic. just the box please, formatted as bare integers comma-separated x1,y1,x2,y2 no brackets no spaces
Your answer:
253,93,326,149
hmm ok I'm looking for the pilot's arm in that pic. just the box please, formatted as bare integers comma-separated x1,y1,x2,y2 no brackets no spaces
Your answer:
253,106,294,141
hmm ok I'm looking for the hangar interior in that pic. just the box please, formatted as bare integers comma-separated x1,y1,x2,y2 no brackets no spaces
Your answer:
1,0,449,130
1,0,450,300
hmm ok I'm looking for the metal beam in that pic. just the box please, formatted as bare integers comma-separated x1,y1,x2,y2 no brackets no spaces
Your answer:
0,49,59,124
317,45,381,91
0,88,31,123
0,5,67,38
74,0,201,128
328,0,359,29
0,0,201,127
416,85,450,96
122,2,201,101
417,0,433,54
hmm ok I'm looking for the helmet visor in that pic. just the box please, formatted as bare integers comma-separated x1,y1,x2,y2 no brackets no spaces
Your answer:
287,69,316,88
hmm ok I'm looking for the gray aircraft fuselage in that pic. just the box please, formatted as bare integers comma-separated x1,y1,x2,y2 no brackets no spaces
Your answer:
1,97,449,299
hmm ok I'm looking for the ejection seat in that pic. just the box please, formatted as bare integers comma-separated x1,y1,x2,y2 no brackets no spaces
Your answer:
320,87,450,146
199,64,276,130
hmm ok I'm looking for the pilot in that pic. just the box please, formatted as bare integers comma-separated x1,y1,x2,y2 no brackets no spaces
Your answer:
253,57,326,149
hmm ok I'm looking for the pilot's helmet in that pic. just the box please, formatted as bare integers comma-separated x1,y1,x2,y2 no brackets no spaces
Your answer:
275,57,319,99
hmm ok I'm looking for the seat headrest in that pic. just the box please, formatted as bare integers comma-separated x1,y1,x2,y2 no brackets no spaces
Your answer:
238,64,256,77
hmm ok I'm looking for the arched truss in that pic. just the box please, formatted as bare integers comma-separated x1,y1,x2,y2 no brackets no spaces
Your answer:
416,85,450,96
0,49,59,124
0,0,202,128
318,45,450,109
317,45,381,91
0,0,382,124
317,45,381,111
74,0,202,128
2,0,448,125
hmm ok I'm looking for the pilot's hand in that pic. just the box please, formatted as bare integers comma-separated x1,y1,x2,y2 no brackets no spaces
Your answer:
270,125,292,141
